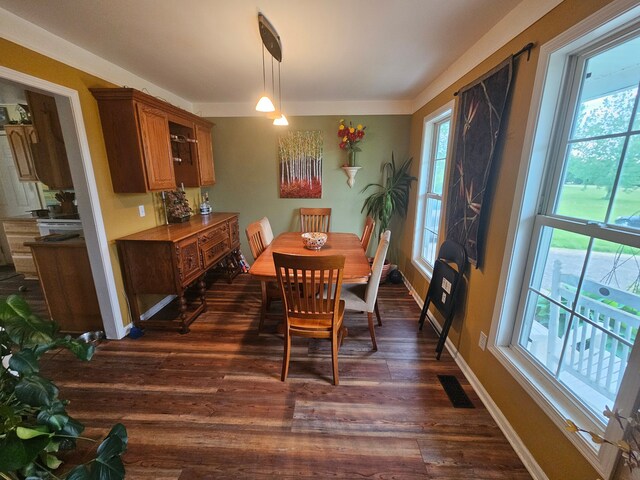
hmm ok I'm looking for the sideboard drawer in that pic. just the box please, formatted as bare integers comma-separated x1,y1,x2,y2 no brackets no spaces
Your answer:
198,223,227,249
201,237,229,269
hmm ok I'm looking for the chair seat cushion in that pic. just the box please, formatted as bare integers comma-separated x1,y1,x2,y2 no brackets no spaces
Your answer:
340,283,368,312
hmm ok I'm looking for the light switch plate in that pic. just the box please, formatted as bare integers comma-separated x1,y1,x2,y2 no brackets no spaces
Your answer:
478,331,488,351
138,205,145,217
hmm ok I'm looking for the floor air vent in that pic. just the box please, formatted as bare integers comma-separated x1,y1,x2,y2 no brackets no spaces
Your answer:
437,375,474,408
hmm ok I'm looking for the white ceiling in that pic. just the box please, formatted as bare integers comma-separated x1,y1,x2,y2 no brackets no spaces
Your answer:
0,0,546,115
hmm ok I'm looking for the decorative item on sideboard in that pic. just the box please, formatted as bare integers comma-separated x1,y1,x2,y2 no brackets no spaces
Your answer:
162,189,193,224
199,192,212,215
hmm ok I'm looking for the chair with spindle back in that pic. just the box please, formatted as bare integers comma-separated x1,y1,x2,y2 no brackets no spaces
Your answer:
360,216,375,253
246,219,280,333
274,252,346,385
300,208,331,233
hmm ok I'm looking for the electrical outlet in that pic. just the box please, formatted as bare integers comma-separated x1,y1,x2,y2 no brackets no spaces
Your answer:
138,205,145,217
478,331,488,351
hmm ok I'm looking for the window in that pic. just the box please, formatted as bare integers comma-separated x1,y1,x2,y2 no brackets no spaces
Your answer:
491,4,640,477
412,103,452,277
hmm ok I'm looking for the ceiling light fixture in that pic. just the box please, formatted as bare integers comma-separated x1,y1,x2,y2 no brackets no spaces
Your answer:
257,13,287,125
273,61,288,126
255,43,275,112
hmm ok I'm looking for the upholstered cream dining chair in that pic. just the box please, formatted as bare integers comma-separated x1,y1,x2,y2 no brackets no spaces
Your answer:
340,230,390,351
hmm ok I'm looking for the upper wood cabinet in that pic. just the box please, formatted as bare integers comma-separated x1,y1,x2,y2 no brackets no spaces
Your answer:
4,125,39,181
195,122,215,186
4,92,74,189
26,91,74,190
90,88,215,193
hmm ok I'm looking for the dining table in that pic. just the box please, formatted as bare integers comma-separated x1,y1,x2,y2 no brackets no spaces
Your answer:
249,232,371,284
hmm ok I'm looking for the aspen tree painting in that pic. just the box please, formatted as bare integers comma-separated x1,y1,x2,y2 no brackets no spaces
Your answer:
279,131,323,198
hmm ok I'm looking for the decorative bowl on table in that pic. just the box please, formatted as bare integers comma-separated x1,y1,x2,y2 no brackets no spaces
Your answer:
301,232,327,250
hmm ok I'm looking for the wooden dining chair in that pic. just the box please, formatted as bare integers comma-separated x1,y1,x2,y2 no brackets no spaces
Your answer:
360,216,375,253
274,252,346,385
340,230,390,351
246,219,280,333
300,208,331,233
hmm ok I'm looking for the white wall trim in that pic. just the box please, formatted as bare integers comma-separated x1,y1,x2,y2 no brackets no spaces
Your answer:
0,66,126,339
139,295,176,322
401,272,549,480
0,6,192,111
194,99,414,117
412,0,562,113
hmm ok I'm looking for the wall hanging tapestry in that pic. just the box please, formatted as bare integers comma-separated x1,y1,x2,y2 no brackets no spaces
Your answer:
279,130,323,198
445,56,514,267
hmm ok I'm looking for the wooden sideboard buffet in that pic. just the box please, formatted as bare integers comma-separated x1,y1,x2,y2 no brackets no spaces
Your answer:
116,213,239,333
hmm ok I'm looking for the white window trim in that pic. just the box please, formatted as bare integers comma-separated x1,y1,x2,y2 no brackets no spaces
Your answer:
412,100,454,279
487,1,640,478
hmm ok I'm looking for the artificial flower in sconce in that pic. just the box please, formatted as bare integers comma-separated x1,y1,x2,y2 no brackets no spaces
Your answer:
338,119,366,167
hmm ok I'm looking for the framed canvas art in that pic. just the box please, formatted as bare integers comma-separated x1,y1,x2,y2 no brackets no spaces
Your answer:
279,130,323,198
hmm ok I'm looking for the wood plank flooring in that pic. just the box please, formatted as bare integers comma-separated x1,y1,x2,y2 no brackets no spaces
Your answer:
2,271,531,479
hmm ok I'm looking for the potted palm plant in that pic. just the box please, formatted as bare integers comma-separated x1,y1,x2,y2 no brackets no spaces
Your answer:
361,153,417,281
361,153,417,238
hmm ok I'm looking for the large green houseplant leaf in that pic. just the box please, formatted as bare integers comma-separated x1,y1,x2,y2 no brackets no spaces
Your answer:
361,153,417,239
0,294,127,480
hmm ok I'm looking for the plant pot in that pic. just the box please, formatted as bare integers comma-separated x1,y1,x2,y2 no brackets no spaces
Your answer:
369,257,391,284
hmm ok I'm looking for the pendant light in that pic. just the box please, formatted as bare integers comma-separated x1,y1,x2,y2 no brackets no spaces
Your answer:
273,60,288,126
255,44,275,112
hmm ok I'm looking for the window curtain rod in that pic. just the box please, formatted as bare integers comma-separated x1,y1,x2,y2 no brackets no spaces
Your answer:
453,42,535,97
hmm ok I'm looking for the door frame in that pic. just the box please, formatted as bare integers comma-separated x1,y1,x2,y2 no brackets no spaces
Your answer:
0,66,126,339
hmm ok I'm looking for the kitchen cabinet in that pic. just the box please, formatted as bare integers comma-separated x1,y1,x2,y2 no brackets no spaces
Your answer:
26,91,74,189
116,213,239,332
4,125,38,181
2,217,39,279
90,88,215,193
26,238,102,334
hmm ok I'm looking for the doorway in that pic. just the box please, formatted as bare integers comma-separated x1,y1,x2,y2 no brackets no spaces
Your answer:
0,66,125,339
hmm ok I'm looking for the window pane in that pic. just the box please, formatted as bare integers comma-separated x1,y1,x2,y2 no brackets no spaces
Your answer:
611,134,640,229
519,290,570,375
425,198,441,233
572,88,637,139
431,159,446,195
572,35,640,139
422,229,437,265
556,137,625,221
436,120,450,159
558,240,639,416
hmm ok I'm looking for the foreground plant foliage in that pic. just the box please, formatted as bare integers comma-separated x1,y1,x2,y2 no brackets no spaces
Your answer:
0,295,127,480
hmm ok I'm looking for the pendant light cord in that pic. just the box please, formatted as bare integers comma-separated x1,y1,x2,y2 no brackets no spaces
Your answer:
278,61,282,111
261,45,266,91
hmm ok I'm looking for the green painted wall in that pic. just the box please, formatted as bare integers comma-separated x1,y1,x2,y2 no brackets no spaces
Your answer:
203,115,411,259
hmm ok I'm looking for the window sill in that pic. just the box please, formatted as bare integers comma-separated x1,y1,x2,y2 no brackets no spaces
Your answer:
411,257,433,281
489,344,618,478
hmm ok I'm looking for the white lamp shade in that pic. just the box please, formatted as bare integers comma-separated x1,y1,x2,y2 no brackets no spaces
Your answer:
255,96,275,112
273,113,289,126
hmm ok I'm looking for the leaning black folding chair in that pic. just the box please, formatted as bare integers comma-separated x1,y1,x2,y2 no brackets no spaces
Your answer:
418,240,467,360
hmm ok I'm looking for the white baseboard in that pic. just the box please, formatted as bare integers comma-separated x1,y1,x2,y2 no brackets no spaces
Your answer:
400,272,549,480
139,295,176,321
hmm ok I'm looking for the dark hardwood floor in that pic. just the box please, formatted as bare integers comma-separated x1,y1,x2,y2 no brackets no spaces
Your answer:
1,271,531,479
